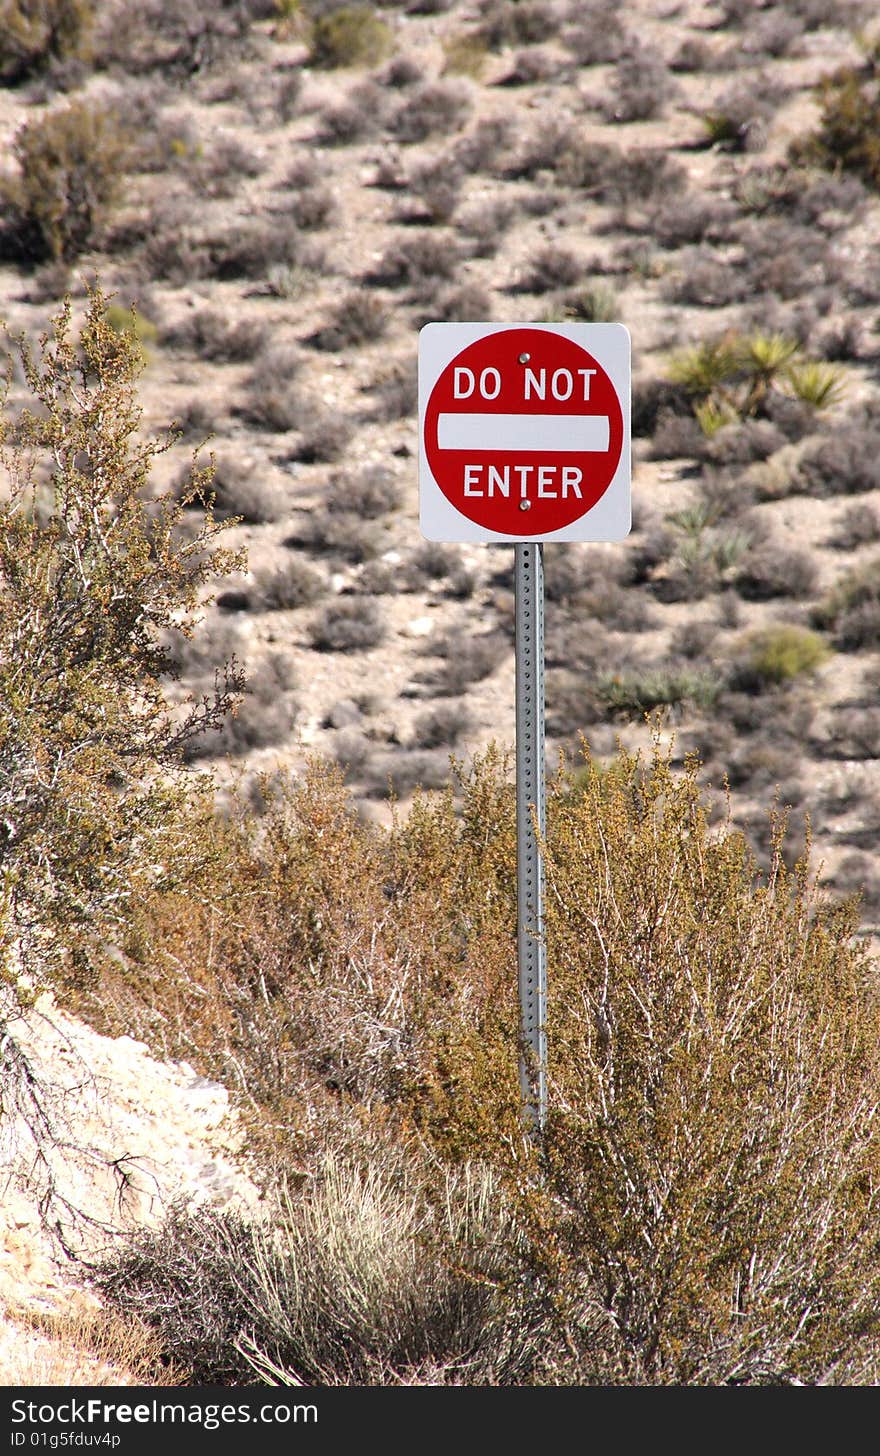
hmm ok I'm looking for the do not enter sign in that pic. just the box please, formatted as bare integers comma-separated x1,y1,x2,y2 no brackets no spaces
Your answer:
419,322,630,543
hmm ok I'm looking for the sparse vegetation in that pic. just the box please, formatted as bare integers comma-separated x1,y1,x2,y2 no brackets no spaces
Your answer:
389,80,471,143
310,290,389,351
4,0,880,1390
813,557,880,650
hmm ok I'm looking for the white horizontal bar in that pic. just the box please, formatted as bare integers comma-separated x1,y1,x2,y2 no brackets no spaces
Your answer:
437,412,610,452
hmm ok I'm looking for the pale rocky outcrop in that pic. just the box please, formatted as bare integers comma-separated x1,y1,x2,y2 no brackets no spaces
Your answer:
0,993,261,1374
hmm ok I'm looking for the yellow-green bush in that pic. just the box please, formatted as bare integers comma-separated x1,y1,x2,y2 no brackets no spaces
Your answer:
527,750,880,1382
308,6,392,69
740,624,831,686
0,0,92,85
2,101,126,263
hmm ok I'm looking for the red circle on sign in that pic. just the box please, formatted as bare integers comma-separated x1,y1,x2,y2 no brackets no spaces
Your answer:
424,328,623,536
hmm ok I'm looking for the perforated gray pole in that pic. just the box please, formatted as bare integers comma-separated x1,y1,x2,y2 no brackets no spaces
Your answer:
515,541,547,1133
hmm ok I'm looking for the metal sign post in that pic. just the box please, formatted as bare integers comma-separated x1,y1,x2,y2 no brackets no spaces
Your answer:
515,542,547,1133
418,321,631,1136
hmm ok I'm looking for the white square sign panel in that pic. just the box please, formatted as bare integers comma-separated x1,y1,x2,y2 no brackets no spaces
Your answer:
419,321,631,543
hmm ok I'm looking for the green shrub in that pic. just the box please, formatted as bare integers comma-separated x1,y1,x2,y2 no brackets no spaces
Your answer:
0,288,244,995
0,0,92,85
1,102,126,264
739,625,831,686
309,6,392,69
442,30,488,78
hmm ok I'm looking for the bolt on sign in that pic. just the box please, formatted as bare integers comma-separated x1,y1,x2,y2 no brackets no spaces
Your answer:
419,322,631,543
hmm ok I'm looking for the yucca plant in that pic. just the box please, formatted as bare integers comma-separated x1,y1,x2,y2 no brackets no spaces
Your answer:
785,360,846,409
668,331,843,434
738,332,801,413
667,501,720,537
668,336,741,397
694,396,738,436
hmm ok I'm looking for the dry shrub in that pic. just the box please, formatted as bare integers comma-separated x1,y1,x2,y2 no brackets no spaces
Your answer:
316,81,386,145
183,653,297,760
515,245,582,294
457,197,516,255
94,1158,526,1386
735,540,817,601
309,290,388,351
94,0,249,77
84,744,880,1384
389,81,471,143
564,2,628,65
291,411,355,464
370,231,459,289
828,504,880,550
289,509,381,562
205,221,303,281
179,455,285,524
0,101,126,264
427,282,493,324
254,558,326,611
453,115,513,173
363,747,454,799
423,631,504,695
368,361,418,420
813,556,880,650
325,465,401,518
604,43,677,123
0,0,93,85
310,599,384,652
477,0,562,49
163,310,267,363
411,702,472,749
80,754,518,1132
284,186,335,231
826,707,880,761
402,156,463,223
3,1306,179,1386
799,429,880,497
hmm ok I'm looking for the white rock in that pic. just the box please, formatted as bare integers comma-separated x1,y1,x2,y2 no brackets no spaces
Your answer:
402,616,433,638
